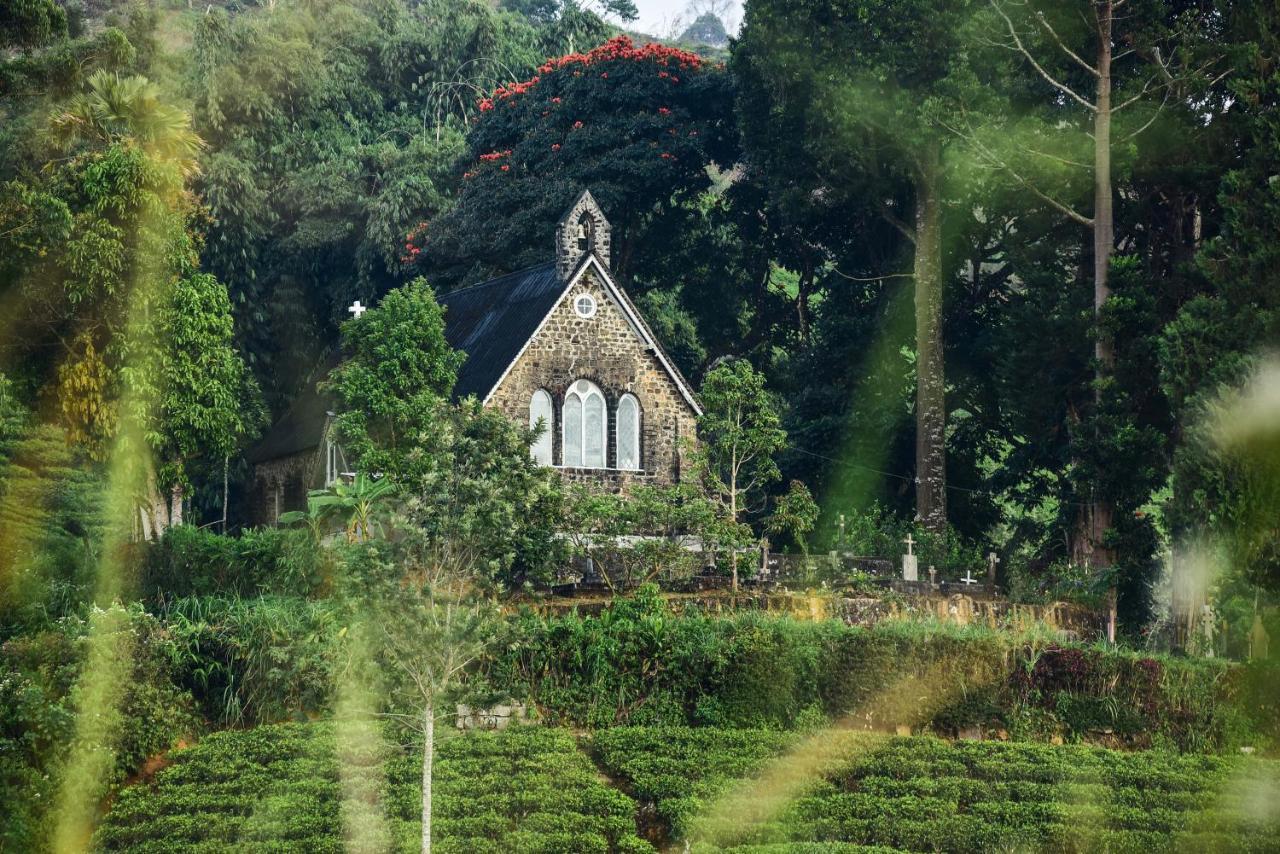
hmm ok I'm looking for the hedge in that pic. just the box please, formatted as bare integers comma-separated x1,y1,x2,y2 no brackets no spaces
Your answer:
592,727,1280,852
494,588,1266,752
95,722,652,853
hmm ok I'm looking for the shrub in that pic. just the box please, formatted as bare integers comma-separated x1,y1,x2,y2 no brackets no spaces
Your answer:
139,525,333,600
160,595,346,726
493,597,1261,751
0,605,197,851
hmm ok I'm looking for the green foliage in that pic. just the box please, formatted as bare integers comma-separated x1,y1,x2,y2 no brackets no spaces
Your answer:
327,277,464,480
139,525,334,600
281,472,398,544
827,503,984,579
591,726,796,843
695,359,787,525
494,602,1259,750
0,424,105,633
160,594,346,726
0,0,67,50
0,604,197,851
95,722,652,853
560,483,725,592
187,0,526,408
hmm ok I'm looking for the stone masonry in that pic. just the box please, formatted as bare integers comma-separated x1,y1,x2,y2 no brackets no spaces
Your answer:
487,267,698,488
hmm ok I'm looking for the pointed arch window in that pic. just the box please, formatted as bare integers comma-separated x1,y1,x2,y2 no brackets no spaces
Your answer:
563,379,606,468
529,389,553,465
617,394,640,471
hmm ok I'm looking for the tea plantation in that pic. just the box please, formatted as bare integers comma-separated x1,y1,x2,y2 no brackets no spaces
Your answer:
593,727,1280,852
95,722,1280,853
95,723,650,853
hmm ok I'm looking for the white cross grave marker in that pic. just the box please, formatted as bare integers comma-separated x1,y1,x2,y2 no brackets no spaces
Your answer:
960,569,978,586
348,300,367,319
901,533,918,582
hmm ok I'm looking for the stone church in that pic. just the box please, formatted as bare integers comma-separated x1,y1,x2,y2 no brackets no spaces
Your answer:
247,190,702,524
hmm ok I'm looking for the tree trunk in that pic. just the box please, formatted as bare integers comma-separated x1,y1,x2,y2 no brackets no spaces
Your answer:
169,484,184,528
1073,0,1116,570
222,454,230,534
913,143,946,533
421,703,434,854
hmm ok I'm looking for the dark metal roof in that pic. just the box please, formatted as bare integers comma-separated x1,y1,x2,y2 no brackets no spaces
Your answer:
438,262,563,400
248,262,565,464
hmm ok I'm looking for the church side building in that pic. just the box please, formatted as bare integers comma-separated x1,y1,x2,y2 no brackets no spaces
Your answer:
247,190,701,524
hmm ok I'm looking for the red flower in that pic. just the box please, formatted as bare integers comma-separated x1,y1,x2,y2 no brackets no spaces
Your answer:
658,107,671,115
551,97,561,104
551,143,561,151
600,72,608,78
500,164,510,172
478,98,494,111
573,120,584,129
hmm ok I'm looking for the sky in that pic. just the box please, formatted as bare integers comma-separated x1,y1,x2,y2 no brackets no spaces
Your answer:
627,0,743,39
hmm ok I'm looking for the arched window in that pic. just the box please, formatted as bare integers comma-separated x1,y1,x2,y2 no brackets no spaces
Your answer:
563,379,606,468
617,394,640,471
529,389,553,465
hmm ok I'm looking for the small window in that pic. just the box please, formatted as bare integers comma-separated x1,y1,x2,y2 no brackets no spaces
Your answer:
617,394,640,470
529,389,553,465
574,294,597,318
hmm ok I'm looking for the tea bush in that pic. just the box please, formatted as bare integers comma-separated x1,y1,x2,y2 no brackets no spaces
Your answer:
95,722,652,853
593,727,1280,852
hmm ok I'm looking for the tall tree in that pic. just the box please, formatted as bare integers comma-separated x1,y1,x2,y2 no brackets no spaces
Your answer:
414,34,737,289
7,70,257,537
735,0,988,532
963,0,1228,570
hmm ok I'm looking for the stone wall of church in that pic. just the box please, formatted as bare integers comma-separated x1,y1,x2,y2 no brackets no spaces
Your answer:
249,449,322,527
487,269,699,489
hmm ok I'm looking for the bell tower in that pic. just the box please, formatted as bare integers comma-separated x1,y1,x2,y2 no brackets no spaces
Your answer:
555,189,611,279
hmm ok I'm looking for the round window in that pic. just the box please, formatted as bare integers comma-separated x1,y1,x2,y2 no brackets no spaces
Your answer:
574,294,597,318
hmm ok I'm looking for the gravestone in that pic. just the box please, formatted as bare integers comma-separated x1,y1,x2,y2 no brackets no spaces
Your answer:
901,534,918,582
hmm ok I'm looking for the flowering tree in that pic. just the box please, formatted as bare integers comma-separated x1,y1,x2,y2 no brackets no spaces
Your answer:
409,35,736,289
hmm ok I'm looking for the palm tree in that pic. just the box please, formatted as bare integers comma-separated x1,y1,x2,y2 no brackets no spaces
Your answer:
280,473,397,543
49,70,204,175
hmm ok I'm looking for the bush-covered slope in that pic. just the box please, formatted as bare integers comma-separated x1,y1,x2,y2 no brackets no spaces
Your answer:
96,723,651,853
593,727,1280,852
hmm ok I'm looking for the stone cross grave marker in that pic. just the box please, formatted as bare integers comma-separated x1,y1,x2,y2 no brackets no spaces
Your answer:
902,533,918,582
960,569,978,586
986,551,1000,590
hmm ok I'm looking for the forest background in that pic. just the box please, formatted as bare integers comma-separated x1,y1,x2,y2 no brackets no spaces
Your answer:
1,0,1278,650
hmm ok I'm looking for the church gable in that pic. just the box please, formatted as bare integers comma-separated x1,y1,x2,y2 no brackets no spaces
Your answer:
486,257,700,485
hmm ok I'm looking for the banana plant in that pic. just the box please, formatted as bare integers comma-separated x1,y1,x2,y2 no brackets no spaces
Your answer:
279,472,397,543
